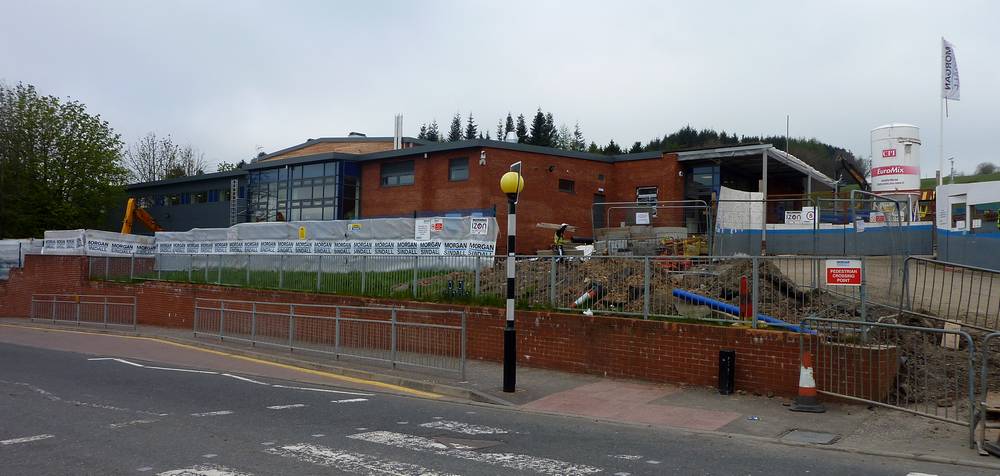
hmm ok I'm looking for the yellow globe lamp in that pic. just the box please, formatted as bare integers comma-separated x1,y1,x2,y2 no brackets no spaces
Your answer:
499,171,524,197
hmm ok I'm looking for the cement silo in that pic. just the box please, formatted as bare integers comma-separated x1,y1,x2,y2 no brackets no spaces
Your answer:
870,124,921,192
870,124,922,221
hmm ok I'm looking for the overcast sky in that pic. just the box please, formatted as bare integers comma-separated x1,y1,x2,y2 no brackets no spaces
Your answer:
2,0,997,176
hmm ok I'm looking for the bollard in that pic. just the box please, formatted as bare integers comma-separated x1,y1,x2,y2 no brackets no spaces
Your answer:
719,350,735,395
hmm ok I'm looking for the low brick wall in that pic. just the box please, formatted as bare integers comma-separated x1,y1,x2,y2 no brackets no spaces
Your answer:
1,254,808,396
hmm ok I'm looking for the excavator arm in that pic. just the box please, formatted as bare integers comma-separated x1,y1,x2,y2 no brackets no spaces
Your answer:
121,197,164,234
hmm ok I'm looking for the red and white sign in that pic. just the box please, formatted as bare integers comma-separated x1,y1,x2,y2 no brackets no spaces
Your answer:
825,259,862,286
882,148,896,158
871,165,920,177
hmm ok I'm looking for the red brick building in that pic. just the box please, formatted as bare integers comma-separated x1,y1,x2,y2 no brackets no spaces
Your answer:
125,136,837,253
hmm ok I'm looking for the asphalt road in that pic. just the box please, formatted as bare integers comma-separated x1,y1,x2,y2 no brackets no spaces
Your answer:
0,340,995,476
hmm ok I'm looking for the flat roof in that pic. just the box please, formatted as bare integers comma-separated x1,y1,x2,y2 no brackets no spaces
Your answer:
254,136,428,162
126,169,246,190
676,143,837,187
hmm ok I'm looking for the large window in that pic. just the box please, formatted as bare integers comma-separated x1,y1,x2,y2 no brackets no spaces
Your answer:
248,161,357,222
449,157,469,181
381,160,414,187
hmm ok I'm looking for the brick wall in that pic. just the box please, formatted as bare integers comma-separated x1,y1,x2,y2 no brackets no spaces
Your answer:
0,254,811,396
360,147,687,254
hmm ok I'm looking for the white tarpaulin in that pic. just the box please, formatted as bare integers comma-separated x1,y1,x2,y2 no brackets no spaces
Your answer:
716,186,764,231
42,230,155,257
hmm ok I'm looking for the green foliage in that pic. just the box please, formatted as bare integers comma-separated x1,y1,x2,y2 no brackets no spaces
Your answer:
216,160,245,172
447,113,463,141
417,123,428,140
463,112,477,140
515,114,528,143
0,82,127,238
425,120,441,141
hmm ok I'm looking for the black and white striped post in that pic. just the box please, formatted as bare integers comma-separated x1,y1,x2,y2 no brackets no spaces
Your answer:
499,162,524,393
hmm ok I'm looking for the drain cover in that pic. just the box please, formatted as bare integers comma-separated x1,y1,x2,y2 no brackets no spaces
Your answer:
780,429,839,445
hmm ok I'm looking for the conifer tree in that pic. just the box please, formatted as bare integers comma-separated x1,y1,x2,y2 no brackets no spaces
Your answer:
571,123,586,151
505,113,515,139
515,114,528,143
447,113,462,141
426,120,440,141
464,112,477,140
417,124,427,140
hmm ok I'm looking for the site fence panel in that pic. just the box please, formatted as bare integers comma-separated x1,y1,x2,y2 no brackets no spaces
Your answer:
193,298,466,378
91,253,881,329
903,256,1000,332
978,332,1000,452
30,294,137,329
801,317,976,447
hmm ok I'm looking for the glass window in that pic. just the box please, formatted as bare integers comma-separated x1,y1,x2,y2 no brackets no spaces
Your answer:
558,179,575,193
325,162,339,176
179,193,191,205
323,206,336,220
302,163,324,178
637,187,658,203
193,192,207,204
278,167,288,180
301,207,323,220
168,194,180,206
449,157,469,181
207,190,220,202
292,186,310,200
324,183,337,198
381,160,414,186
155,195,165,206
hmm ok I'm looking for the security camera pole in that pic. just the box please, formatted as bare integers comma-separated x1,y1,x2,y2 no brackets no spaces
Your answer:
499,161,524,393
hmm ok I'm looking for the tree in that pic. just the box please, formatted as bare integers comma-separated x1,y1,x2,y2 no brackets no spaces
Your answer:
603,139,623,155
217,160,246,172
175,145,207,177
504,113,515,140
447,113,463,141
0,82,128,238
587,141,600,153
425,120,441,141
495,118,504,141
464,112,478,140
628,141,643,154
515,114,528,143
974,162,998,175
556,124,571,150
528,109,552,147
571,123,586,151
417,123,428,140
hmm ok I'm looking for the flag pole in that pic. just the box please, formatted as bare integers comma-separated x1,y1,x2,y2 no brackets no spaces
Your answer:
938,37,945,187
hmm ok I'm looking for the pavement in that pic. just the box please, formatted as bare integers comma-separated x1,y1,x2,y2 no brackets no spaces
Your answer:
1,317,997,473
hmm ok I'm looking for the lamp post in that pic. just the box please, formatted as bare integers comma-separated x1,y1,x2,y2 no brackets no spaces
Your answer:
499,161,524,393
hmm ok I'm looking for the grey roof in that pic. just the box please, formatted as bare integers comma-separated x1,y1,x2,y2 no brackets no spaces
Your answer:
243,151,359,170
126,169,246,190
254,136,429,162
356,139,622,162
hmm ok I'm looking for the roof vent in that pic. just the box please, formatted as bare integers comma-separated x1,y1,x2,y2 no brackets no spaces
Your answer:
504,131,518,143
348,132,367,137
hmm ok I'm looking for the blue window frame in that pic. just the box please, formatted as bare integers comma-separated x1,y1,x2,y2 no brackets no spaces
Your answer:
208,190,220,202
180,193,191,205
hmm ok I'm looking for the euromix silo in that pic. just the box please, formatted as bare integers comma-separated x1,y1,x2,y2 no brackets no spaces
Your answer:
870,123,922,220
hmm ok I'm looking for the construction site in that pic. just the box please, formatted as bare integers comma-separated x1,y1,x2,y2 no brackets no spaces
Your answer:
3,124,1000,458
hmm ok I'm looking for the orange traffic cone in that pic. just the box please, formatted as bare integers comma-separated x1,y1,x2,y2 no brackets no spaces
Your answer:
789,351,826,413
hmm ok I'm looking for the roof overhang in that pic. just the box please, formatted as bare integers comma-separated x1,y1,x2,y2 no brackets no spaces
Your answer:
676,144,837,188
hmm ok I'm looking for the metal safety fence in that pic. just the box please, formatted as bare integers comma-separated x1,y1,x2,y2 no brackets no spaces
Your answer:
193,298,466,378
30,294,137,329
91,254,877,329
902,256,1000,332
978,332,1000,452
801,317,976,447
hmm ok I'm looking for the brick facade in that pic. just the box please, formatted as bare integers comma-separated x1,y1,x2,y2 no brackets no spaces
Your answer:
2,255,808,397
360,147,687,253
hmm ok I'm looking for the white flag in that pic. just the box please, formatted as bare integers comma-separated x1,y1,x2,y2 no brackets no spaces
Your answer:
942,38,960,100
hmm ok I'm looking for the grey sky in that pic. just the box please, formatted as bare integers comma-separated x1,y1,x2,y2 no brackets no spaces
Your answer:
2,0,997,177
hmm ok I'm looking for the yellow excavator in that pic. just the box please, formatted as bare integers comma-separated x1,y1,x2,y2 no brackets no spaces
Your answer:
120,198,164,234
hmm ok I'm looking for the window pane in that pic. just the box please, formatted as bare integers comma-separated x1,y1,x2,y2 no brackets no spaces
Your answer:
558,179,575,193
292,186,310,200
303,163,324,178
449,157,469,181
301,207,322,220
381,160,414,187
323,206,336,220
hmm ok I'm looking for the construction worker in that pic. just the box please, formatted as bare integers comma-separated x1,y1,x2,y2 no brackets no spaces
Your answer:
554,223,570,260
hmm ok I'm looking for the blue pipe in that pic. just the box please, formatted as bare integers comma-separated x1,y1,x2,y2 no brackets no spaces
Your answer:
671,288,812,333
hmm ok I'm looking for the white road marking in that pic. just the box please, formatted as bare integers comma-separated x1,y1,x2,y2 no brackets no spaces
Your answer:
433,416,443,419
202,454,217,459
332,398,369,404
348,431,602,475
312,434,326,438
156,464,252,476
608,454,642,461
267,443,461,476
144,365,218,375
2,380,161,416
221,373,268,385
355,427,368,431
89,357,144,367
137,467,154,472
614,473,632,476
0,434,54,445
906,474,938,476
420,420,509,435
645,460,661,464
190,411,234,417
266,404,307,410
270,384,373,396
108,419,158,429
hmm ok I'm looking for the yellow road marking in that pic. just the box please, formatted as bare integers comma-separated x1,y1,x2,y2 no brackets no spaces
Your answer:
0,323,440,399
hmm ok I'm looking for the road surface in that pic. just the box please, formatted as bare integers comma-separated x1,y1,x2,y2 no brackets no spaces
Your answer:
0,327,993,475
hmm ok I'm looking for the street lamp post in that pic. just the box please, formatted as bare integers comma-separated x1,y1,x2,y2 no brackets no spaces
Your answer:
499,162,524,393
